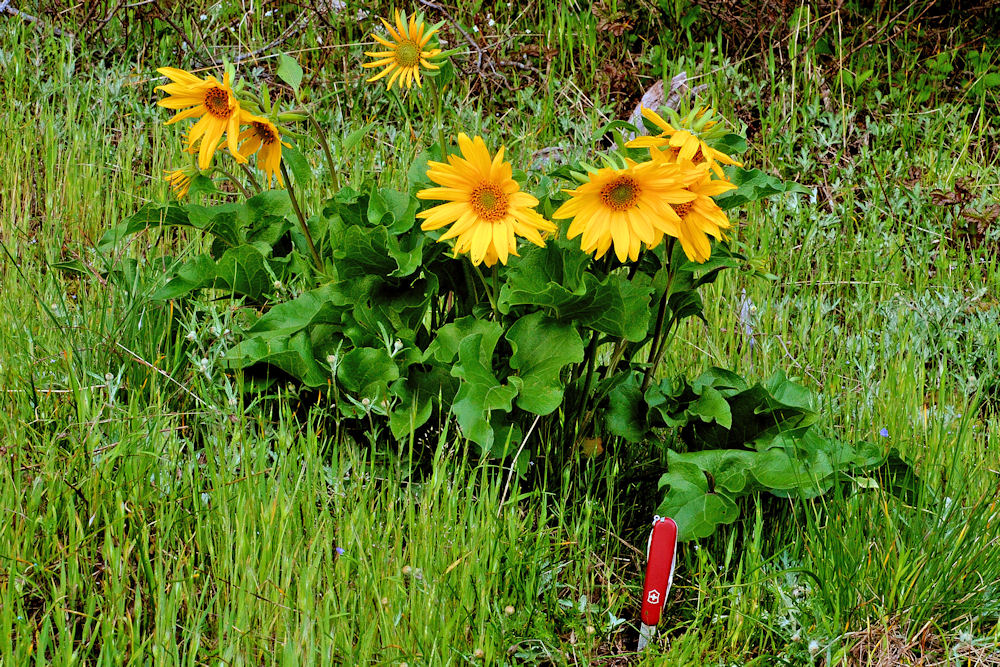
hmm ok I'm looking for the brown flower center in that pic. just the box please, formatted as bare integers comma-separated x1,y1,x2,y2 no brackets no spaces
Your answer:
672,201,693,217
204,86,231,119
470,182,509,222
394,40,421,67
600,176,640,211
253,121,277,145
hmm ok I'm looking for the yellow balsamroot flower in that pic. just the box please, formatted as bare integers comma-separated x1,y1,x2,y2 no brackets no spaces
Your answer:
626,106,742,179
659,161,736,263
363,11,442,90
155,67,247,170
164,165,199,199
552,160,696,263
238,117,290,189
417,134,556,267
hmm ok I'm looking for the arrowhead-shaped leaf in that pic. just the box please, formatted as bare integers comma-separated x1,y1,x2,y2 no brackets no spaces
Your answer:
450,334,519,451
506,312,584,415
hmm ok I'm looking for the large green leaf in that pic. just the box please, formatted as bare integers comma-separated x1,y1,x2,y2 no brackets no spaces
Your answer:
151,245,274,301
276,53,303,93
247,284,345,335
656,459,740,541
500,248,653,341
605,371,647,443
337,347,400,402
387,367,457,440
100,203,241,251
368,188,418,233
506,312,584,415
333,224,424,280
450,334,520,451
225,329,329,387
423,317,503,365
656,426,896,541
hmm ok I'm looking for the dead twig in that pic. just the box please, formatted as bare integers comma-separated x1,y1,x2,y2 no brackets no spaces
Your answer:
2,1,72,37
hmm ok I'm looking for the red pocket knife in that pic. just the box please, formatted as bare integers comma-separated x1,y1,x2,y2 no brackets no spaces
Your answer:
637,516,678,650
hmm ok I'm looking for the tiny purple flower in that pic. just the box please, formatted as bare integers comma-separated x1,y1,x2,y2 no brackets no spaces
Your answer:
335,547,345,556
879,428,889,438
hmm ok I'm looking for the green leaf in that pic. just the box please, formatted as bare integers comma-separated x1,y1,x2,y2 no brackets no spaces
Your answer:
247,284,344,335
710,133,747,156
424,317,503,365
342,123,374,153
605,371,647,443
225,329,329,387
690,385,732,428
656,460,740,541
150,255,217,300
450,334,519,452
368,188,417,234
506,312,584,415
407,150,432,192
714,168,811,211
387,367,456,440
99,203,241,251
282,145,312,188
276,54,303,93
337,347,400,402
500,243,653,341
333,224,424,280
150,244,276,301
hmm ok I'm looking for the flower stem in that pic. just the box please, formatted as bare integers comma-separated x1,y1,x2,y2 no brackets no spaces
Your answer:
471,263,499,320
641,240,676,393
238,163,262,194
305,110,340,191
212,166,252,199
432,81,447,159
279,160,323,271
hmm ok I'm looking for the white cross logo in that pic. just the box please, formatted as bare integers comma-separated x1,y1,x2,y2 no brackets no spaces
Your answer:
646,590,660,605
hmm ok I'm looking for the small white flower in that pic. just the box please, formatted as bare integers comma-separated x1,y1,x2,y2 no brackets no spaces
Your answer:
808,640,820,654
199,13,207,20
186,330,197,341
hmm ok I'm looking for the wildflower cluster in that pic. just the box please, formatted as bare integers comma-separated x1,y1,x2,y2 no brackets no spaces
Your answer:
157,65,292,195
107,9,889,543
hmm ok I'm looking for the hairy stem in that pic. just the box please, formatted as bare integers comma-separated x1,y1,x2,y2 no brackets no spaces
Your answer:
212,165,253,199
305,111,340,191
279,161,323,271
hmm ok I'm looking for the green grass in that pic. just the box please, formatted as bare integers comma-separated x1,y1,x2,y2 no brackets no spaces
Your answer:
2,2,1000,664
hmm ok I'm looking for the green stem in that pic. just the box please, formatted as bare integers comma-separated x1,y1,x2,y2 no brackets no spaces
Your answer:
574,338,628,446
212,166,252,199
471,263,499,320
643,319,676,394
641,240,676,393
433,82,447,159
305,110,340,191
574,330,600,433
279,160,323,271
238,163,262,194
642,292,670,388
